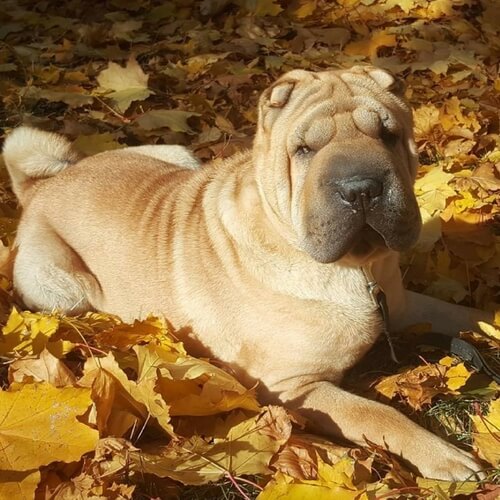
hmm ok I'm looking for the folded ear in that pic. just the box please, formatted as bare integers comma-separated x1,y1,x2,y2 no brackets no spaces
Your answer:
350,65,406,97
368,67,406,97
258,80,296,131
258,70,312,131
267,80,296,108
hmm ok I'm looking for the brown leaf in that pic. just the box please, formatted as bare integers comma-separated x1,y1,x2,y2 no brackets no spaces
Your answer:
374,358,472,410
271,435,319,480
8,348,76,387
130,406,291,485
79,352,173,438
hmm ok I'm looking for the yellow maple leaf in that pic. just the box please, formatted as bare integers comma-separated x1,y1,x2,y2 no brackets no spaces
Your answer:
80,352,173,437
424,275,468,303
454,191,477,213
416,477,478,497
93,315,186,354
290,0,318,19
96,57,153,113
439,357,472,391
414,167,455,215
0,307,74,358
478,321,500,340
415,207,442,251
375,360,471,410
258,475,358,500
131,406,290,485
441,97,481,134
251,0,283,16
0,469,41,499
258,457,378,499
0,383,98,471
471,398,500,466
73,132,124,156
135,344,260,416
413,104,441,137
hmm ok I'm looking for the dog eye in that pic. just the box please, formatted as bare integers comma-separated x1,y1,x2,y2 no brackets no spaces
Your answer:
296,145,313,156
381,127,400,147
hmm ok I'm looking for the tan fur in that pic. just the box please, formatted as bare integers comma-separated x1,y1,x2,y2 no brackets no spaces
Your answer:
3,66,493,480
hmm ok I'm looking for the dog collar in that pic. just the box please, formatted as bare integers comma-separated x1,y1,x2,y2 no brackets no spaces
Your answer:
362,266,399,363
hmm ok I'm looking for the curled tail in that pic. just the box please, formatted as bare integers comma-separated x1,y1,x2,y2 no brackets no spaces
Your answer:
2,127,81,205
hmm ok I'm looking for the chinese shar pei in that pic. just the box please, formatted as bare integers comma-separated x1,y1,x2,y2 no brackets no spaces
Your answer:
3,65,492,480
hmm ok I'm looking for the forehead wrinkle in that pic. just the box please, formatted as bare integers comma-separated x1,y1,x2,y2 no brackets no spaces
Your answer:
331,73,355,100
294,100,336,139
279,82,335,136
353,95,399,131
341,72,410,112
275,81,325,128
304,119,336,149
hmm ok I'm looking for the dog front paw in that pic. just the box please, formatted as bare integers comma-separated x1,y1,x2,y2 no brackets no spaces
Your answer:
414,442,485,481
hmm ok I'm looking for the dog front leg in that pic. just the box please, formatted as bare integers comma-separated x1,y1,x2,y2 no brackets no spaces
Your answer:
280,381,482,480
391,290,494,336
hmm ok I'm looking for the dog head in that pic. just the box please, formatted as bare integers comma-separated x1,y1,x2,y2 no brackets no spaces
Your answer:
253,66,422,264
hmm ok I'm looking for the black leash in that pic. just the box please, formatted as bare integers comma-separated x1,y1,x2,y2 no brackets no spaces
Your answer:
419,332,500,384
361,267,500,382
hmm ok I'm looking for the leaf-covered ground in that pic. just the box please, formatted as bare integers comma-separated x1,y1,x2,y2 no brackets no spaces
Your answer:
0,0,499,498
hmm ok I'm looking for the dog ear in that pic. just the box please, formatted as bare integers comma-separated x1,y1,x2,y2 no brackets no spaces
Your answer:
258,79,298,131
267,80,296,108
368,68,406,97
260,79,297,112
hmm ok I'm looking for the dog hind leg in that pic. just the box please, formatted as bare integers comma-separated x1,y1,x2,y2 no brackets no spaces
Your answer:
14,223,100,315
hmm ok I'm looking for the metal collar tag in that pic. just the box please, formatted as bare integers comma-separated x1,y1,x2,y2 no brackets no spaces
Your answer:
362,267,399,363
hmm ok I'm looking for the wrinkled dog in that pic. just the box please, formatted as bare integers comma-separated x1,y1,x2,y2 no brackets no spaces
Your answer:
4,66,492,479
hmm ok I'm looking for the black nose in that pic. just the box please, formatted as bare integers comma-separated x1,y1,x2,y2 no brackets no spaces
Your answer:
337,177,383,209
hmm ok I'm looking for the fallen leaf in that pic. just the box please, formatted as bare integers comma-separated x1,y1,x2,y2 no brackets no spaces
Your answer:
136,109,201,133
424,275,468,303
375,360,472,410
8,348,76,387
96,58,153,113
415,207,442,251
414,167,455,215
131,406,291,485
416,477,478,497
93,315,185,353
23,86,93,107
471,398,500,466
79,352,173,437
136,343,260,416
0,307,74,358
243,0,283,16
258,473,344,500
413,105,441,137
258,458,376,500
73,133,124,156
271,434,319,480
344,31,397,58
0,383,98,470
478,322,500,341
0,469,41,499
440,358,472,391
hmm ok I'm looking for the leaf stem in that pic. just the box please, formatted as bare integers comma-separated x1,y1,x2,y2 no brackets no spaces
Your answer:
224,472,252,500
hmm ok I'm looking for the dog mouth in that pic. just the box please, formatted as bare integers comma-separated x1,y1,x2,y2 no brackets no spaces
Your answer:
349,224,387,257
